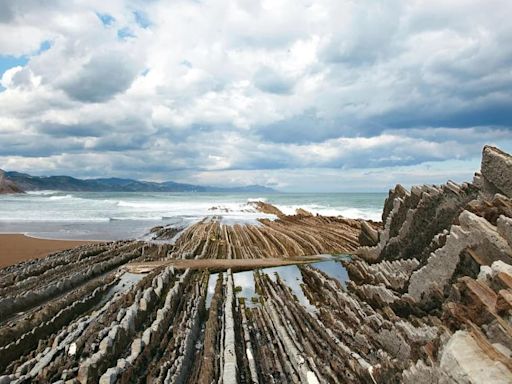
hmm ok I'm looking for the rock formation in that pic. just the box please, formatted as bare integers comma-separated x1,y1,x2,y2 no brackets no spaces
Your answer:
0,170,24,194
1,145,512,383
480,145,512,197
349,145,512,382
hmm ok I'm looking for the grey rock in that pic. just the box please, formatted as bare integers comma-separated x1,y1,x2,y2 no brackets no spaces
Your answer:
481,146,512,198
497,215,512,247
99,367,121,384
439,331,512,383
408,210,512,303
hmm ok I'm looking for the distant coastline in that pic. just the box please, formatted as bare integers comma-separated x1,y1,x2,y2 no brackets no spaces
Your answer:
2,170,277,193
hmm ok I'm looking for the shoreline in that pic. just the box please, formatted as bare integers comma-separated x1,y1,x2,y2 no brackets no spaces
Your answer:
0,234,98,268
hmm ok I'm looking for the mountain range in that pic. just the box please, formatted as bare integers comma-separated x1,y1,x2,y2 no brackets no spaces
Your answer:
1,170,277,193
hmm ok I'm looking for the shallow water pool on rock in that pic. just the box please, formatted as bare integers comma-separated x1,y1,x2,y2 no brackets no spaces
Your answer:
312,259,349,285
100,272,146,306
205,272,220,308
232,256,350,310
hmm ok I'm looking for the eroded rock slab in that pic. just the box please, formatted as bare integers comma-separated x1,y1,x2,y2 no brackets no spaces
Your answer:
481,145,512,198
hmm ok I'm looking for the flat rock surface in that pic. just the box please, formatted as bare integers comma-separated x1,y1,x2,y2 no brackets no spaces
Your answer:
125,255,328,273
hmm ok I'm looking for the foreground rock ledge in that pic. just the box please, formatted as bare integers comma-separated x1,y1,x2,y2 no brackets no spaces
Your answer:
1,145,512,383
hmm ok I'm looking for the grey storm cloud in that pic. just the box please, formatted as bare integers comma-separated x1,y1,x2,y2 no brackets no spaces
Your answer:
37,122,111,138
254,110,342,144
0,1,14,23
0,0,512,191
253,67,295,95
58,53,140,103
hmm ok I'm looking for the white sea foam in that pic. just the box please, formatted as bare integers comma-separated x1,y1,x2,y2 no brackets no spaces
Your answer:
247,197,267,203
274,204,381,221
108,216,165,221
337,208,382,221
26,190,61,196
48,194,75,200
116,199,265,219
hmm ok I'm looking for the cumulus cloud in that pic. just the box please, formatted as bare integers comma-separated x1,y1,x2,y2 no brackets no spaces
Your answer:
58,52,141,102
0,0,511,191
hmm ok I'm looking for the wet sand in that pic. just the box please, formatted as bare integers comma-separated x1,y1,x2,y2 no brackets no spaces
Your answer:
0,234,96,268
125,255,328,273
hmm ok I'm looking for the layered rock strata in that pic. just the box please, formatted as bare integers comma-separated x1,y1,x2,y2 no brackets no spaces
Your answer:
164,214,362,260
1,145,512,383
348,145,512,382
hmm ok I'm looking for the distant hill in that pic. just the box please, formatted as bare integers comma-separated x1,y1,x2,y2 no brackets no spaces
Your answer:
3,171,277,193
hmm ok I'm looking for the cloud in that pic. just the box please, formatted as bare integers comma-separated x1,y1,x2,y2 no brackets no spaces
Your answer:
0,1,15,23
58,52,140,102
0,0,511,191
253,66,295,94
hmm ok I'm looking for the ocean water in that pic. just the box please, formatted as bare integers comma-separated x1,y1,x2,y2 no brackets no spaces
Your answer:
0,191,386,240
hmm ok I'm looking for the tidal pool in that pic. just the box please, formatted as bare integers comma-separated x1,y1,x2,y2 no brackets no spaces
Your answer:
101,272,146,306
206,272,220,308
232,257,350,310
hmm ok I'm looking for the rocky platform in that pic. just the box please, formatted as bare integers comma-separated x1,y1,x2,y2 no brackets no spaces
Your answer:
1,145,512,383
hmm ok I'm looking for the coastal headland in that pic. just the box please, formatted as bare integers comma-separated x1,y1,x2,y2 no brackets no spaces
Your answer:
1,145,512,383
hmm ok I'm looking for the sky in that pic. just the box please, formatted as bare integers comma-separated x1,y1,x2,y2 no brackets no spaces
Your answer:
0,0,511,192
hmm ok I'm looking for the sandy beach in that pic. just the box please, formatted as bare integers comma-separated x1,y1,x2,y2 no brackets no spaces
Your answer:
0,234,96,268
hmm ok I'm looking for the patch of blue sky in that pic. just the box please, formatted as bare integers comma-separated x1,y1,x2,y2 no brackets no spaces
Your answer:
133,10,151,28
0,55,26,92
0,40,52,74
38,40,52,53
97,12,115,26
0,55,28,77
0,40,52,91
118,27,136,39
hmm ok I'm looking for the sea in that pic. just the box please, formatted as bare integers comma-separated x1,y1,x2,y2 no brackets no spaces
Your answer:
0,191,386,240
